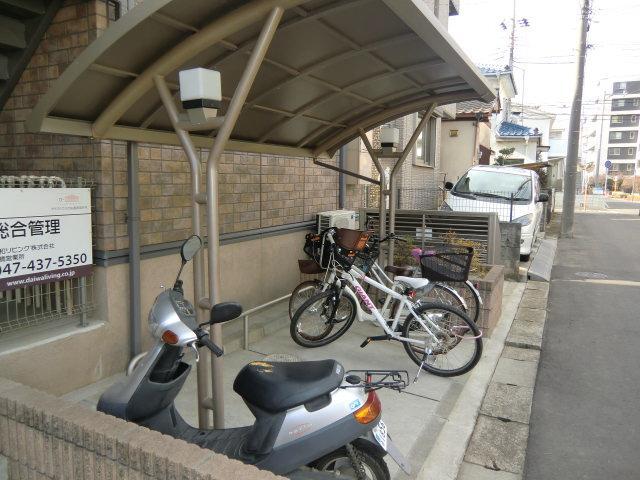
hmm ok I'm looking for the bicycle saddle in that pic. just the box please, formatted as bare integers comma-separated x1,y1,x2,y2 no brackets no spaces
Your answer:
395,276,430,292
384,265,415,277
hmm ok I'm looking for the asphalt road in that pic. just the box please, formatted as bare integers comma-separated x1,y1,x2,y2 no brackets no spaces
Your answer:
525,213,640,479
605,200,640,210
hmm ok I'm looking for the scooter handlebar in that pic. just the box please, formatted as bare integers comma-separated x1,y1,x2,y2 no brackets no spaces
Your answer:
197,332,224,357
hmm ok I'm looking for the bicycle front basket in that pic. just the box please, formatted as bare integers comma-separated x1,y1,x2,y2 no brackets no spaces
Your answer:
335,228,370,252
419,246,473,282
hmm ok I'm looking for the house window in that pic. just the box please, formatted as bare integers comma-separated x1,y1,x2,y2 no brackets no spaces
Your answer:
612,115,622,124
106,0,120,22
633,98,640,107
611,147,621,155
611,131,623,140
415,117,437,167
614,99,625,107
628,148,635,155
631,115,638,123
630,131,637,140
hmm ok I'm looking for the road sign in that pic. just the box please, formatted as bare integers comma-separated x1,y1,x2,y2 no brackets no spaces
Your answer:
604,160,612,169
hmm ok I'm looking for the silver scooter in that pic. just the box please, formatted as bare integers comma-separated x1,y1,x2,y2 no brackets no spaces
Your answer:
98,235,410,480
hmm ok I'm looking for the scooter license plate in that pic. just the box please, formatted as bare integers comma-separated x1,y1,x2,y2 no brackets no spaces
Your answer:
372,420,388,451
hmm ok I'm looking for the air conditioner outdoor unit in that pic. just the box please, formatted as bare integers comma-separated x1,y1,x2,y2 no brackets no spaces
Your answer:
316,210,359,233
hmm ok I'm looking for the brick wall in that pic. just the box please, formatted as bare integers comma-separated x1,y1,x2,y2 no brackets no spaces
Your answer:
0,377,284,479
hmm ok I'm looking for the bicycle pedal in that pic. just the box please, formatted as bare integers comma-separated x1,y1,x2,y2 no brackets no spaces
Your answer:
360,338,372,348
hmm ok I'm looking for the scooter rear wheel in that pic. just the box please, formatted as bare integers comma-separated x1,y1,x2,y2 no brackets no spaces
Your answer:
311,446,390,480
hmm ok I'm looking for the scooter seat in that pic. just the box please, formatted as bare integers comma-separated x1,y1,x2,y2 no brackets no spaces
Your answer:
233,360,344,413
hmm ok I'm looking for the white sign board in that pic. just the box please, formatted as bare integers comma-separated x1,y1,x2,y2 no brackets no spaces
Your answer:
0,188,92,291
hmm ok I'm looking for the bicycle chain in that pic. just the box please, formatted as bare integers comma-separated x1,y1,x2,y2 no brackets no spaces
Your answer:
345,443,367,480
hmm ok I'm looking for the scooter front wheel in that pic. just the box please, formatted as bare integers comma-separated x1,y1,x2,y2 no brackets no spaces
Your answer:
311,445,390,480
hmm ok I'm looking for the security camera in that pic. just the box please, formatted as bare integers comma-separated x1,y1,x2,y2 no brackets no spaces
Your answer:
178,68,222,124
380,125,399,154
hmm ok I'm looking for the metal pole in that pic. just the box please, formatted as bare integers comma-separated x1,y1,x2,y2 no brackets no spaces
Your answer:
387,106,435,266
127,141,142,359
594,92,608,189
154,75,212,428
561,0,591,237
205,7,283,428
338,145,346,209
359,130,386,245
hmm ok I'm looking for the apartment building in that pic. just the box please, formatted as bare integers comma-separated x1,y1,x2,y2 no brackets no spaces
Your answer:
603,80,640,177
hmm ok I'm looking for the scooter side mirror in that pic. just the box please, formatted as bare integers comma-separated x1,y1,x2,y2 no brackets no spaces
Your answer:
444,181,454,191
210,302,243,324
181,235,202,262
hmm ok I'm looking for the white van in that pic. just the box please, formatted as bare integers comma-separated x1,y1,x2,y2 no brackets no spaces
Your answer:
442,165,549,259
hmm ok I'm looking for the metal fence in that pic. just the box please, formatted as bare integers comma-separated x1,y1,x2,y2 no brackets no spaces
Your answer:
0,176,96,337
396,187,444,211
360,208,501,265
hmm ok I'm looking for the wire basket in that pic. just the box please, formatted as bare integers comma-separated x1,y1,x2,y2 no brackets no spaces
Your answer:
419,246,473,282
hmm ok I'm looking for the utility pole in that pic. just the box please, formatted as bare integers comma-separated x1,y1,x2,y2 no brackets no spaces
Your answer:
561,0,591,237
505,0,516,120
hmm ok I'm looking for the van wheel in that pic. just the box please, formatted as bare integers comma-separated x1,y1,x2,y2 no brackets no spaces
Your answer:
311,446,390,480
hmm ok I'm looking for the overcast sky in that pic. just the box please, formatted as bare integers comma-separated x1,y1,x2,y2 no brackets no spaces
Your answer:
448,0,640,130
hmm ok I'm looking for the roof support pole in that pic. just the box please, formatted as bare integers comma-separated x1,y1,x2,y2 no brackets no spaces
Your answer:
359,129,387,252
154,75,212,429
205,6,283,429
387,103,436,265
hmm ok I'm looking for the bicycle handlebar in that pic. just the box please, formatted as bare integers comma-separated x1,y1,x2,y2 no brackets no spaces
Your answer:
379,233,407,244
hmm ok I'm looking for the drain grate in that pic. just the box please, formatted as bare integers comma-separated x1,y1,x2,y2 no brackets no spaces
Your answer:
574,271,608,279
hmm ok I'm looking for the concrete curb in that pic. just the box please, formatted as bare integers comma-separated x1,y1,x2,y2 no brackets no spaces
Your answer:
527,239,557,282
416,283,526,480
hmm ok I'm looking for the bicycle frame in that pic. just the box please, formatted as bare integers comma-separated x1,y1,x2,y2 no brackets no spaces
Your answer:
336,268,443,346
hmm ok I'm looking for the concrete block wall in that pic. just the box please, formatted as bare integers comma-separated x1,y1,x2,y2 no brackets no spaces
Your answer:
0,377,284,480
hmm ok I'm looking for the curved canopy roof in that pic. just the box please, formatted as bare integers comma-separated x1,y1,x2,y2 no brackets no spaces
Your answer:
27,0,495,158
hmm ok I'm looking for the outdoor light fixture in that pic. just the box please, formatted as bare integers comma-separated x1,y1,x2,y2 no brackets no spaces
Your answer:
380,126,399,154
179,68,222,124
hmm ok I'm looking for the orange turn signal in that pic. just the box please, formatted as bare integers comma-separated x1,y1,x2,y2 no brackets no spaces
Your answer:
353,391,381,424
161,330,179,345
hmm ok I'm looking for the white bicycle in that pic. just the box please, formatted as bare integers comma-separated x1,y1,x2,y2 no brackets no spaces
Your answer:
290,228,483,378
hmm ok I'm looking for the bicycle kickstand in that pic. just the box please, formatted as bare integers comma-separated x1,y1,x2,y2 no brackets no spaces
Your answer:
413,347,433,383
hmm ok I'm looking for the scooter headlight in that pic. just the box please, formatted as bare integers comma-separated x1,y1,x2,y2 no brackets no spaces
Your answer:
353,390,381,424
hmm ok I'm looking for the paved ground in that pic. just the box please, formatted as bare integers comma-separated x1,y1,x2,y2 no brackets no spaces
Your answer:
67,283,525,480
524,213,640,479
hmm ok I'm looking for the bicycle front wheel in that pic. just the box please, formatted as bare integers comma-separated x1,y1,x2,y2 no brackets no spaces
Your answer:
290,290,356,348
289,280,324,319
402,302,482,377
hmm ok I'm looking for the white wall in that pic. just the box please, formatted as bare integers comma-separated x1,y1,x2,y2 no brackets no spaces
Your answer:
440,120,492,181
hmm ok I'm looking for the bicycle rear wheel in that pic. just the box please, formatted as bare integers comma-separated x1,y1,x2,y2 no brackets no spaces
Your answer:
290,290,356,347
437,280,481,324
289,280,324,319
416,284,467,315
402,302,482,377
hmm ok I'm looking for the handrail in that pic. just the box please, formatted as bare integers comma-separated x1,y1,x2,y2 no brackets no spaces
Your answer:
125,292,293,376
239,293,291,350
